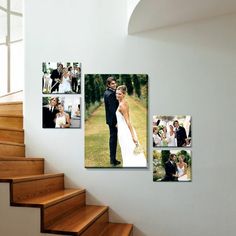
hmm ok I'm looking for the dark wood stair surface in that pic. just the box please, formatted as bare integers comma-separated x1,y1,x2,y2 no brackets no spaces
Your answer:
0,97,133,236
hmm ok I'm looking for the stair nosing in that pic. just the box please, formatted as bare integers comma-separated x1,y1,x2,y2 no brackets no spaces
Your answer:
0,101,22,105
0,141,25,147
0,157,44,161
0,127,24,132
0,114,23,118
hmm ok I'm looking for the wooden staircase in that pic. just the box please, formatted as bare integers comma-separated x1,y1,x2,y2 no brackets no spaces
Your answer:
0,92,133,236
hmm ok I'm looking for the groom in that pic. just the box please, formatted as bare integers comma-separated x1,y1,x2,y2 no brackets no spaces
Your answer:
104,77,120,166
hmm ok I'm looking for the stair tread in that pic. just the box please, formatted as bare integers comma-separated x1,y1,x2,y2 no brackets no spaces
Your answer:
0,173,64,183
0,127,24,132
100,223,133,236
0,101,22,105
14,188,85,208
0,156,43,161
0,141,25,146
45,205,108,234
0,114,23,117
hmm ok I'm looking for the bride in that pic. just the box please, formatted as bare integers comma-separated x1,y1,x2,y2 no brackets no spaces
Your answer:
58,68,72,93
55,103,70,128
116,85,147,167
177,155,189,181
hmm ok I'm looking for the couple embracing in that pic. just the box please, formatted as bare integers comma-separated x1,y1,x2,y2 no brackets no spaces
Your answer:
104,77,147,167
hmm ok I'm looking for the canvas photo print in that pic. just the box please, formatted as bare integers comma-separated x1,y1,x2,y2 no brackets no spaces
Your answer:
42,96,81,128
42,62,81,94
85,74,148,168
153,150,192,182
153,115,191,147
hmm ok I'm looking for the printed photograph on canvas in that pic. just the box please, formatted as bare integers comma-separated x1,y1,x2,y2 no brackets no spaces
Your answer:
42,62,81,94
153,115,191,147
153,150,192,182
42,96,81,128
85,74,148,168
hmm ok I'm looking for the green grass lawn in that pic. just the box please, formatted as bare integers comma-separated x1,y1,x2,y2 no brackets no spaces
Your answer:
85,96,147,167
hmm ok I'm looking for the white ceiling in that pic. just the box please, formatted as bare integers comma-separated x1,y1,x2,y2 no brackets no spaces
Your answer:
128,0,236,34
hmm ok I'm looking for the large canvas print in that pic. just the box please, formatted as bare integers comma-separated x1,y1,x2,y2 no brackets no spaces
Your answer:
153,115,191,147
153,150,192,182
42,96,81,128
85,74,148,168
42,62,81,94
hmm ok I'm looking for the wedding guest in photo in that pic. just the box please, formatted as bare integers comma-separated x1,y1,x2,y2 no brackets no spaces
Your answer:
51,64,63,93
161,126,168,146
58,67,72,93
167,125,177,147
43,97,59,128
177,155,188,181
173,120,188,147
71,65,79,93
75,104,80,117
153,127,161,147
55,103,71,128
42,70,52,93
162,154,178,181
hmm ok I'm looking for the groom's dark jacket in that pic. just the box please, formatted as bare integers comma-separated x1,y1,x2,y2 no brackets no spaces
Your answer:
104,88,119,126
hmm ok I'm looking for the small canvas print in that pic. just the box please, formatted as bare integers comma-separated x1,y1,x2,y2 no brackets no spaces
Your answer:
85,74,148,168
42,96,81,128
153,115,191,147
42,62,81,94
153,150,192,182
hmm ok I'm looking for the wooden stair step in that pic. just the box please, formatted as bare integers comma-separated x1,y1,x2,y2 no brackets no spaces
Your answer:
0,101,23,116
0,114,23,129
0,157,44,178
13,188,85,207
0,127,24,144
0,141,25,157
44,205,108,235
8,173,64,202
99,223,133,236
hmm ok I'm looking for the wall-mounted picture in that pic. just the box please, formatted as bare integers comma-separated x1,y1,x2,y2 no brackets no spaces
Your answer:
42,96,81,128
153,115,191,147
153,150,192,182
85,74,148,168
42,62,81,94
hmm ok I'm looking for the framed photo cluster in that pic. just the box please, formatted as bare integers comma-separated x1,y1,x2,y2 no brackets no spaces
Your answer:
42,62,82,129
152,115,192,182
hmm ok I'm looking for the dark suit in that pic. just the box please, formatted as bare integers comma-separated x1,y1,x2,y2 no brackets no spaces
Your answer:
50,69,62,93
104,88,119,164
176,126,187,147
162,160,178,181
43,106,58,128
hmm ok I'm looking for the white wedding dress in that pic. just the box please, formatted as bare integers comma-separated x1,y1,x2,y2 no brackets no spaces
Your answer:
59,76,72,93
177,165,189,181
116,110,147,167
55,113,66,128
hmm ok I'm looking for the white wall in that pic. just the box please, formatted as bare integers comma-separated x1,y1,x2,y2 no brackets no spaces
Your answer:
20,0,236,235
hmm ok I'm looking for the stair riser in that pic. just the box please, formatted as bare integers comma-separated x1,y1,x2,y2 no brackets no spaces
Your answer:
0,160,44,178
0,129,24,144
0,116,23,129
0,103,23,116
11,176,64,202
80,211,109,236
43,192,86,228
0,143,25,157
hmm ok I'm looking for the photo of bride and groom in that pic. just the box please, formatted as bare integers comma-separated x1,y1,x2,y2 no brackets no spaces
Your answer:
42,96,81,128
42,62,81,94
153,150,192,182
85,74,148,168
153,115,191,147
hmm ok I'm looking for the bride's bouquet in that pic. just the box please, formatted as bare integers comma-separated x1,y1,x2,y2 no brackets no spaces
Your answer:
133,142,144,155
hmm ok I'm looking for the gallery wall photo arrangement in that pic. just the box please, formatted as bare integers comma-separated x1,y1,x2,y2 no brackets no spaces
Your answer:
85,74,148,168
153,150,192,182
153,115,191,147
42,62,81,94
42,96,81,129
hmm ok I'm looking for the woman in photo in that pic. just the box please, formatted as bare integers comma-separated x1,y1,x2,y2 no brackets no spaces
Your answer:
55,103,71,128
167,125,177,147
59,67,72,93
177,155,188,181
115,85,147,167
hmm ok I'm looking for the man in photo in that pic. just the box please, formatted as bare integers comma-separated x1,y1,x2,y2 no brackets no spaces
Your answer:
162,154,178,181
173,120,188,147
104,77,120,166
43,97,58,128
50,63,63,93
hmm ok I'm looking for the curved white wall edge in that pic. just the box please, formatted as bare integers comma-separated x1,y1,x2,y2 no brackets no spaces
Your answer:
128,0,236,34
